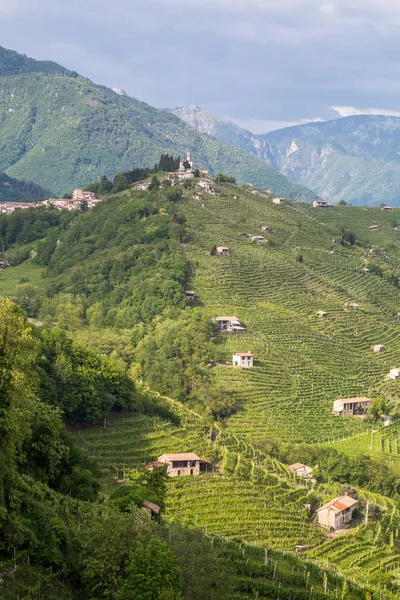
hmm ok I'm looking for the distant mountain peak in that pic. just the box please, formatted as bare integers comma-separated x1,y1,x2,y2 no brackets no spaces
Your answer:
111,86,128,96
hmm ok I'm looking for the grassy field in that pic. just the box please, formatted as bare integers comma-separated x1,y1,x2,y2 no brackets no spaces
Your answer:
0,261,45,296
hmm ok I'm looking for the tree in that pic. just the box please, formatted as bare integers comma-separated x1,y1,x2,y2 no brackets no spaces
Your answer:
79,504,152,599
338,199,347,205
99,175,113,194
118,537,182,600
15,283,44,316
113,173,129,193
148,176,160,191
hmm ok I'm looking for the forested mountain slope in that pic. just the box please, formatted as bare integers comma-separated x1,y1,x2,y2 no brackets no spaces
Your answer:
172,105,400,206
0,46,317,201
0,172,51,201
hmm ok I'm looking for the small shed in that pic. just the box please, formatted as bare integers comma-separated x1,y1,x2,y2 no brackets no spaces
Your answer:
251,235,266,245
362,267,369,274
316,311,328,319
313,200,328,208
347,303,359,309
185,290,195,301
316,494,357,530
232,351,253,368
288,463,313,479
381,205,393,211
216,246,229,256
273,197,285,205
388,368,400,380
373,344,385,353
261,226,270,232
369,225,379,231
143,500,160,516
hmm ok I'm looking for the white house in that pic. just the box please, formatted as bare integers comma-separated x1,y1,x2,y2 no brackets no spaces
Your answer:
313,200,328,208
373,344,385,353
316,494,358,530
388,368,400,380
135,182,149,191
316,311,328,318
216,246,229,256
273,197,285,205
381,205,393,212
232,351,253,368
157,453,202,477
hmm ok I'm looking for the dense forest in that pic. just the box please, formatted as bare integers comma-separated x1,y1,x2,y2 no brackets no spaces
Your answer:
0,173,51,201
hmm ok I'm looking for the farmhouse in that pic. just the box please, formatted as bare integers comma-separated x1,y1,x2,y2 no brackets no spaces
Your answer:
288,463,313,479
369,225,379,231
216,246,229,256
316,311,328,318
332,397,372,416
185,290,195,301
388,368,400,380
198,179,212,190
157,453,203,477
232,351,253,368
251,235,266,245
273,197,285,205
313,200,328,208
381,205,393,211
373,344,385,353
316,494,357,530
135,182,149,191
216,316,246,334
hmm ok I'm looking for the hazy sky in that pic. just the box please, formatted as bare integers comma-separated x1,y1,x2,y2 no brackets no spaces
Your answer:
1,0,400,132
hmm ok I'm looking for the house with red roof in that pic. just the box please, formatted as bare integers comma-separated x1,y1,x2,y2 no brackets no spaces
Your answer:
316,494,357,530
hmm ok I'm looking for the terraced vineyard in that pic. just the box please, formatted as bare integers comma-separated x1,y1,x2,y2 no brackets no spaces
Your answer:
181,188,400,449
75,184,400,599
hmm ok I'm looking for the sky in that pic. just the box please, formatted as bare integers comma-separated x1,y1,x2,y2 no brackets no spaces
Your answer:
1,0,400,132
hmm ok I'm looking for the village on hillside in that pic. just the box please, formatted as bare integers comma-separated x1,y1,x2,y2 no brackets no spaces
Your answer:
0,188,103,215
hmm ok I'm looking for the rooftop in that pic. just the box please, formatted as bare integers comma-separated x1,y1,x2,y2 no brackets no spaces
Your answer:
158,452,201,462
317,494,357,514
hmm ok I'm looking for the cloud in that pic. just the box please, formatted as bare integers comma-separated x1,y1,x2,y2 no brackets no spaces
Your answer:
331,106,400,118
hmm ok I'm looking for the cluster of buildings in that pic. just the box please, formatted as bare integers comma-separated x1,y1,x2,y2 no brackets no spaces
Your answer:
0,189,102,215
148,453,357,531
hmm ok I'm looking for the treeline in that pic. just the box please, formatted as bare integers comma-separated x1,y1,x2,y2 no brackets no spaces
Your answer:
79,153,180,197
260,438,400,501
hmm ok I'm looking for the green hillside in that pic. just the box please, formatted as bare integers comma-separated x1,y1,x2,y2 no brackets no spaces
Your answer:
0,172,51,201
4,181,400,596
0,46,317,201
171,105,400,206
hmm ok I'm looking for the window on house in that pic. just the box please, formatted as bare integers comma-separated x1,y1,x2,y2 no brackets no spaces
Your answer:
172,461,188,468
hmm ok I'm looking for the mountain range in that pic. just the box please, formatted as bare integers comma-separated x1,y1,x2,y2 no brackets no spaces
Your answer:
170,104,400,206
0,46,317,201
